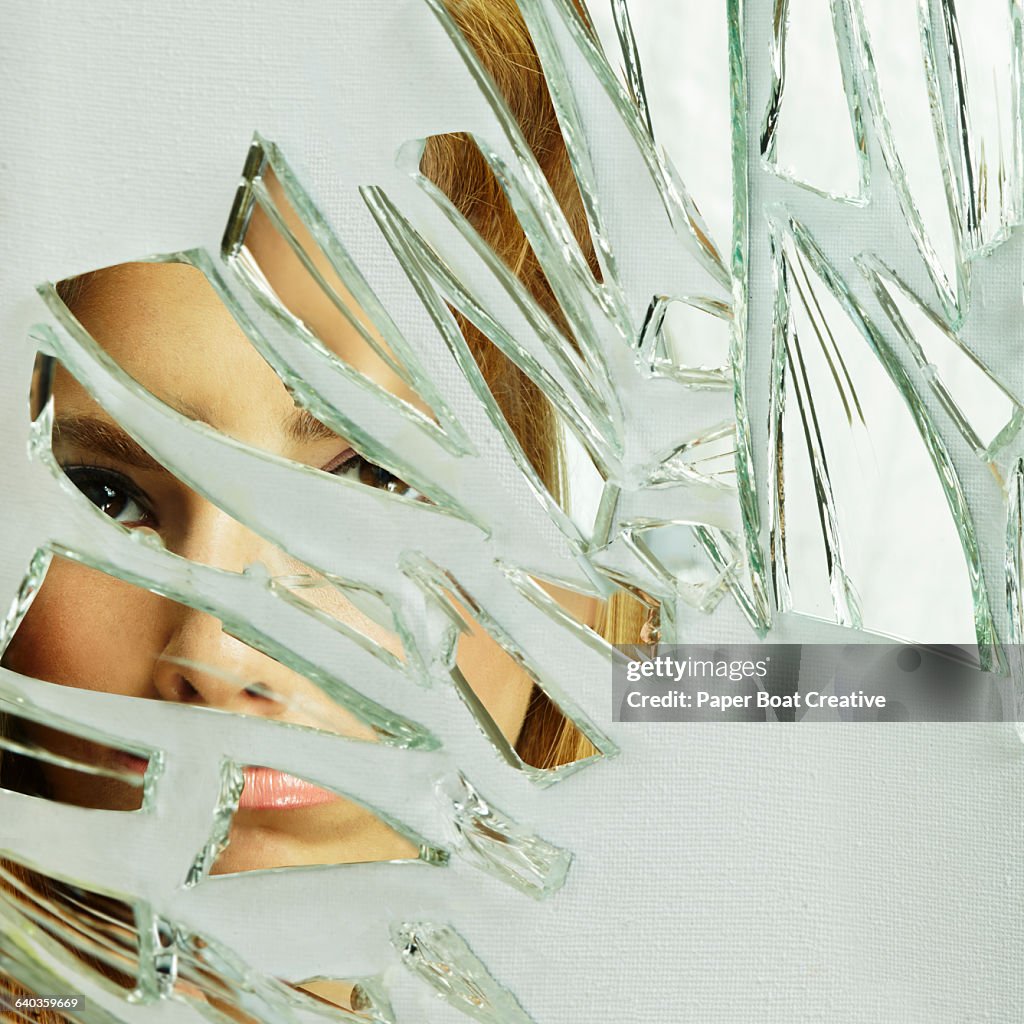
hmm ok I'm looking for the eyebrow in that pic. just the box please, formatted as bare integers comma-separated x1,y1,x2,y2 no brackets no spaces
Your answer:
285,407,344,445
52,408,343,472
53,415,166,472
168,394,341,446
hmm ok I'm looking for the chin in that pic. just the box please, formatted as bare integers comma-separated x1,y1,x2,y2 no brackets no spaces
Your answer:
208,806,420,874
210,823,324,874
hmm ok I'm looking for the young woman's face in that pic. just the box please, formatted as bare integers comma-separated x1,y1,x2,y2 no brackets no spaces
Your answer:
2,259,537,873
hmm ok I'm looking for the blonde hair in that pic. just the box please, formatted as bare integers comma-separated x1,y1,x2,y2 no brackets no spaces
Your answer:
421,0,651,769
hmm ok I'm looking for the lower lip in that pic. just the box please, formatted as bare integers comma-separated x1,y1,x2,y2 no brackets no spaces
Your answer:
239,766,339,810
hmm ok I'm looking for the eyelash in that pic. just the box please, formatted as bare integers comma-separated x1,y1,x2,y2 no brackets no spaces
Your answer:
61,451,419,528
62,465,156,527
325,450,420,499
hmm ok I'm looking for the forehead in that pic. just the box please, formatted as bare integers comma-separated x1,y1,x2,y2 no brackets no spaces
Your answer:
60,261,293,434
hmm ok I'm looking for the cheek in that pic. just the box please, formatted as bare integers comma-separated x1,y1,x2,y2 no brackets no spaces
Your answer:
304,577,405,659
2,558,165,699
307,575,533,741
454,628,534,744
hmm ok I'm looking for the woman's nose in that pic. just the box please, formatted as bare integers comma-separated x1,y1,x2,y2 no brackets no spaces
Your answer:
151,608,284,716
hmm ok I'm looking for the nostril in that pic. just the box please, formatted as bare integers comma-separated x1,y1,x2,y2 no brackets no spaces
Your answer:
157,654,279,708
178,677,202,702
243,682,281,704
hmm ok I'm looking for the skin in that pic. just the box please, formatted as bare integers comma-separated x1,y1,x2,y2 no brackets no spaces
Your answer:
2,258,538,873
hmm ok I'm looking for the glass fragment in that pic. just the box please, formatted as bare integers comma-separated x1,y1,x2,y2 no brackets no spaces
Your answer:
763,0,865,197
437,772,571,898
394,922,534,1024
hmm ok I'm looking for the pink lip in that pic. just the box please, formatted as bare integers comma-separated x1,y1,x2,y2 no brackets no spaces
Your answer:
239,766,339,810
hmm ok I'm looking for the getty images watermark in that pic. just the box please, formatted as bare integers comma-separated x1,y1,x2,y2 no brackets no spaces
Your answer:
612,644,1024,722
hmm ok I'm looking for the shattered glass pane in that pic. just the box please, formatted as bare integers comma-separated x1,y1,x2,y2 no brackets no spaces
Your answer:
771,224,977,640
38,257,610,778
591,0,732,257
859,0,959,297
865,265,1022,456
920,0,1022,253
5,0,1024,1020
762,0,864,197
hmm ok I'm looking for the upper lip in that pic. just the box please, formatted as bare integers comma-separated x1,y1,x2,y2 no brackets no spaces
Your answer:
111,754,339,811
238,765,339,810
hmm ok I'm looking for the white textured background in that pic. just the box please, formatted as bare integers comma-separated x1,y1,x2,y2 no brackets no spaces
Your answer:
1,2,1022,1021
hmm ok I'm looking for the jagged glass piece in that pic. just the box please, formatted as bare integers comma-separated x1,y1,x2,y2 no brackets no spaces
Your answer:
858,0,959,297
655,298,731,382
225,138,476,465
598,0,732,255
437,772,571,898
0,857,140,996
770,221,981,644
920,0,1022,254
393,922,534,1024
135,907,178,999
414,558,611,781
864,264,1022,456
647,421,737,489
0,549,50,652
609,0,653,139
0,705,151,810
184,760,244,886
762,0,865,197
201,760,441,876
5,549,399,746
637,296,732,388
291,976,394,1021
770,225,862,627
629,523,738,614
1008,459,1024,646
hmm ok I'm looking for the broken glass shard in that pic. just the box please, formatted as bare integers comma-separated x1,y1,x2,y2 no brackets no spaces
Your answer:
638,296,732,387
864,263,1022,457
773,223,978,642
763,0,864,197
0,707,150,812
437,772,571,898
203,760,435,877
394,922,534,1024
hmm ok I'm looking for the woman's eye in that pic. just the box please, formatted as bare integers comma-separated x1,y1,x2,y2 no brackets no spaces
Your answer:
63,467,155,526
327,452,420,499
